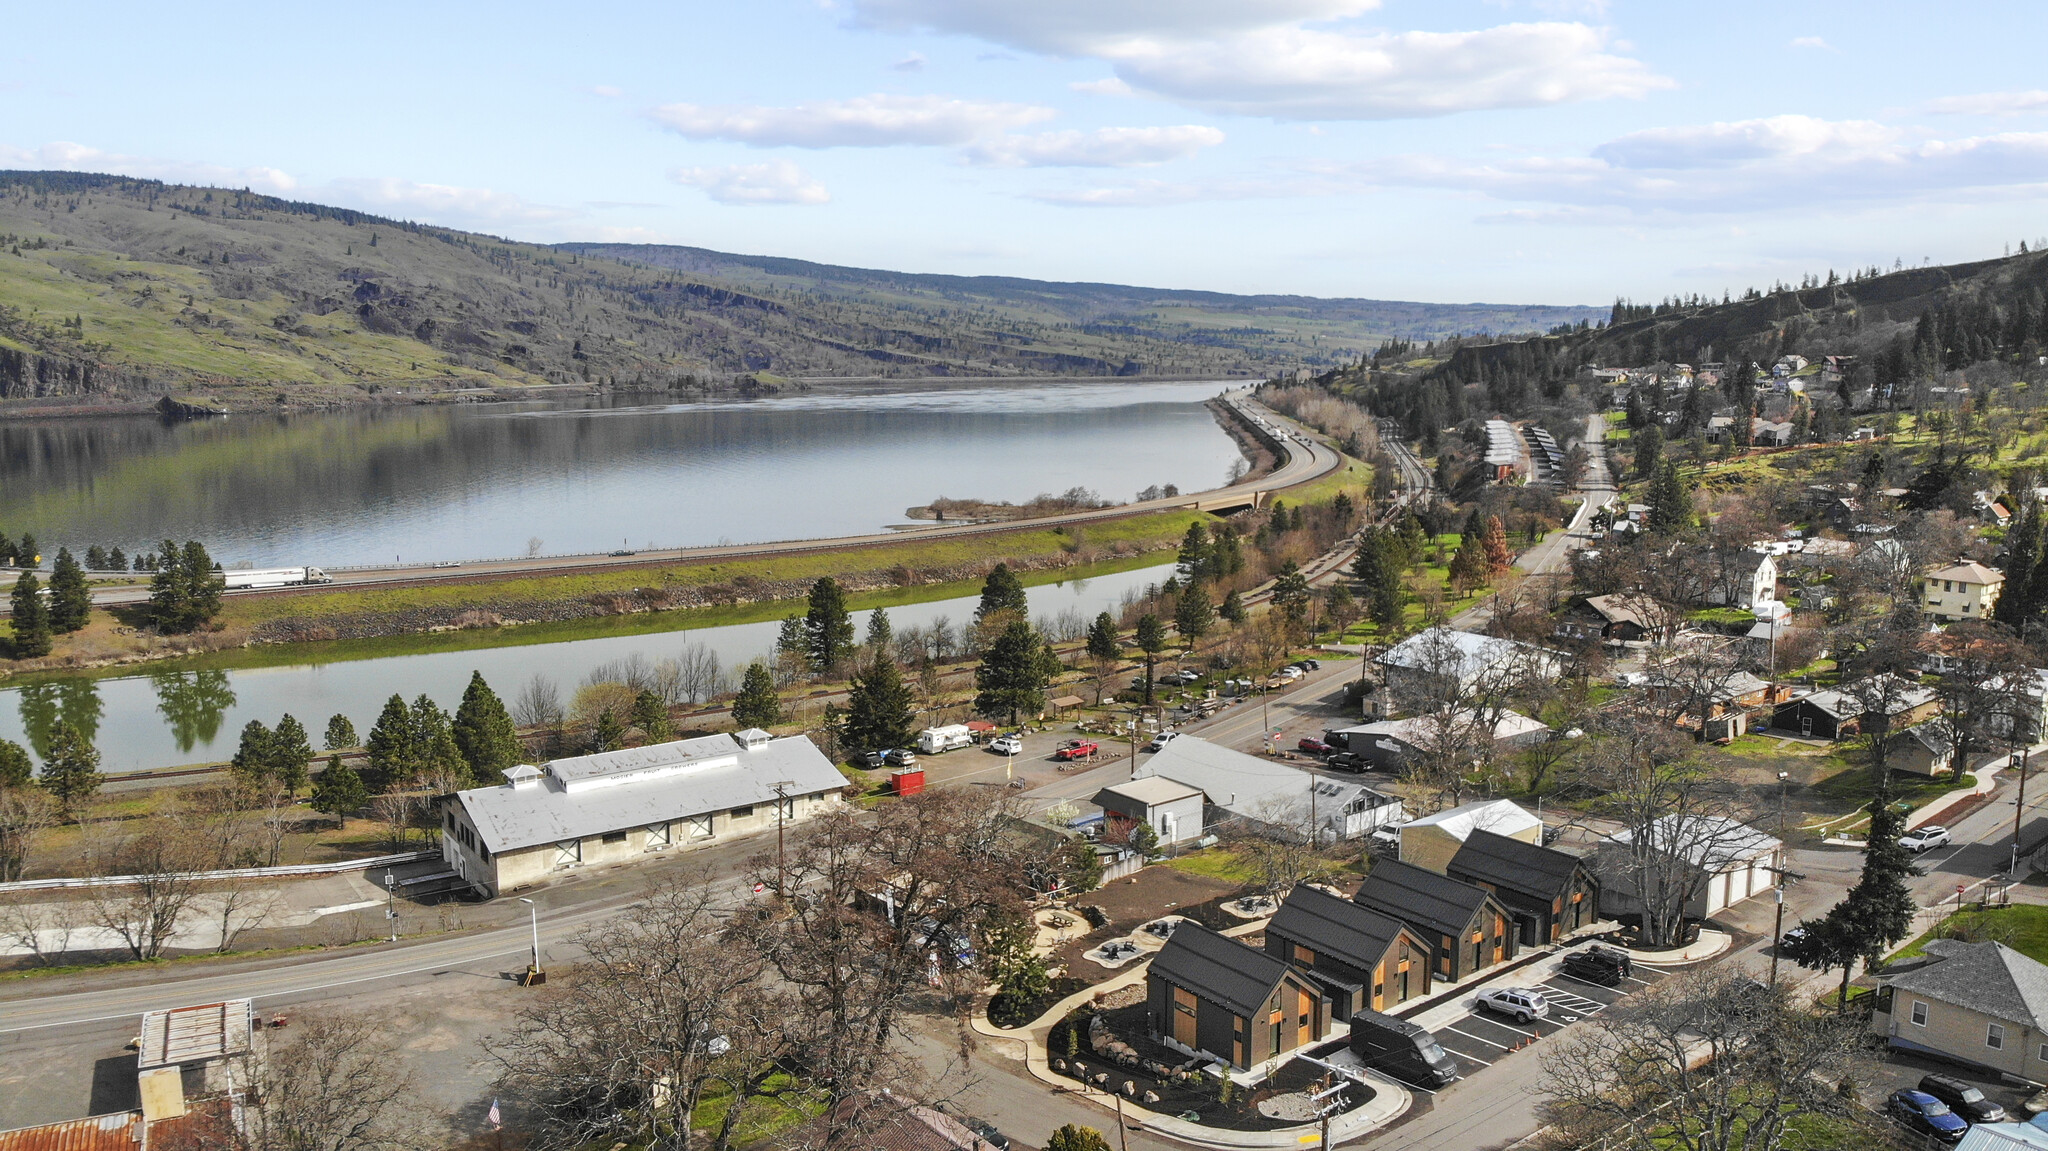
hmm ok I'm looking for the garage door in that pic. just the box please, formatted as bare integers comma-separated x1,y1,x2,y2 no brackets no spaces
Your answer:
1706,871,1727,914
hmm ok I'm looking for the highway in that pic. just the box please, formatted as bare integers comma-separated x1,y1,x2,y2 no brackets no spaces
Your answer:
29,397,1344,613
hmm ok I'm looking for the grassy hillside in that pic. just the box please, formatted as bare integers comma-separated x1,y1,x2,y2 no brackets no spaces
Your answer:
0,170,1604,412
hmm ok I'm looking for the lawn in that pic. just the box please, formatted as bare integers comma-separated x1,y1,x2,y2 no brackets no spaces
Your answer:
1166,848,1257,884
1891,903,2048,964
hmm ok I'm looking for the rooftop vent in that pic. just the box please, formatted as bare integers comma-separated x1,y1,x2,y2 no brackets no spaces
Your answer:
504,764,543,790
736,728,774,750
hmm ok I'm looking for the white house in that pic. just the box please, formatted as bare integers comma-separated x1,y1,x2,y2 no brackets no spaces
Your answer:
1377,628,1563,704
1092,776,1206,846
440,731,847,897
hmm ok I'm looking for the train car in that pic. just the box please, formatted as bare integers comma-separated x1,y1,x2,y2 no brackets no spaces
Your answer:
221,566,333,590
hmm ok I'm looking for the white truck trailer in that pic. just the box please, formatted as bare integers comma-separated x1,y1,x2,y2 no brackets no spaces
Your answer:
221,567,333,590
916,725,974,755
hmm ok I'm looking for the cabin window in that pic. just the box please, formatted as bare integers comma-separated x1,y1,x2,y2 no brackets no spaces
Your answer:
602,831,627,844
1910,1001,1928,1027
731,805,754,819
445,811,456,831
1988,1023,2006,1050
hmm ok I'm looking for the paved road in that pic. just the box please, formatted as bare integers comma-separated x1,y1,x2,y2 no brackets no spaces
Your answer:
19,397,1342,613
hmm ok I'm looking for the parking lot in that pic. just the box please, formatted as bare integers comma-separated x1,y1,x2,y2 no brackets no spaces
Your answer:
1402,955,1672,1087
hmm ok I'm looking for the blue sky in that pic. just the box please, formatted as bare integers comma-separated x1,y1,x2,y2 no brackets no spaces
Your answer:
6,1,2048,304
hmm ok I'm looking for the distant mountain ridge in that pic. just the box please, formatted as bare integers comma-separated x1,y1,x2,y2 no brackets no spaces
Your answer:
0,170,1604,411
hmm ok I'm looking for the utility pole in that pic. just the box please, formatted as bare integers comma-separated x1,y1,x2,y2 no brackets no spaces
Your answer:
1778,771,1790,833
773,780,795,895
383,870,398,943
2013,746,2032,880
1769,885,1785,985
1113,1084,1128,1151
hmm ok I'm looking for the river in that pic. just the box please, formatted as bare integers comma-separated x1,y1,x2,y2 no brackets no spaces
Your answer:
0,562,1177,774
0,380,1247,568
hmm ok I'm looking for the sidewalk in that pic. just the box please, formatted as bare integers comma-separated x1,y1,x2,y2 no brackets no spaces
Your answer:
968,917,1417,1148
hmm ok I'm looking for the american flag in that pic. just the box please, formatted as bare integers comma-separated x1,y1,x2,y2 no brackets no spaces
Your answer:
487,1100,501,1130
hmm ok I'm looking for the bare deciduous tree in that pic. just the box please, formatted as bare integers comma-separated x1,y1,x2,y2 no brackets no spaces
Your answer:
0,785,55,881
0,897,83,964
81,820,208,960
1540,967,1860,1151
246,1013,423,1151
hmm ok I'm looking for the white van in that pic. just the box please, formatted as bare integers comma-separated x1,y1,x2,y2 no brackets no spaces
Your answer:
916,725,974,755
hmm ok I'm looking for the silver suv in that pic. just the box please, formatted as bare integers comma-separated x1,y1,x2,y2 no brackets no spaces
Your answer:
1475,987,1550,1024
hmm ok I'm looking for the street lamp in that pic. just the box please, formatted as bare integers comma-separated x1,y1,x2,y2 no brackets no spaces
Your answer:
1777,771,1790,833
2013,747,2032,880
516,897,544,986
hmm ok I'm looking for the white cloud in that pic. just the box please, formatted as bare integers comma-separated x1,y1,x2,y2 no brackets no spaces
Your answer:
0,141,300,195
890,52,926,72
850,1,1666,120
1347,116,2048,213
1928,90,2048,116
1070,77,1135,96
327,177,580,226
672,161,831,205
1789,36,1832,50
963,125,1224,167
650,93,1053,148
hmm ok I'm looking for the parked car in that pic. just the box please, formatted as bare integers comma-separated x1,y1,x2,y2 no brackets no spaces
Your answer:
1348,1009,1457,1087
987,734,1023,756
1901,825,1952,852
1560,945,1633,986
1168,669,1202,685
1887,1090,1967,1144
1475,988,1549,1024
1367,825,1403,855
861,750,889,769
1780,925,1808,950
883,748,918,768
1325,751,1369,773
1055,739,1100,761
1147,731,1179,752
1917,1074,2009,1124
1297,737,1333,755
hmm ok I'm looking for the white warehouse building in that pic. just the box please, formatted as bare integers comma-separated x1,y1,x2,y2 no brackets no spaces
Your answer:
440,730,847,897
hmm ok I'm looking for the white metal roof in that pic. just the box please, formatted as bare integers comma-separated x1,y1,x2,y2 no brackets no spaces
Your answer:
1337,709,1550,747
457,734,845,854
1097,776,1205,807
1135,736,1392,832
1400,798,1542,842
137,1000,252,1070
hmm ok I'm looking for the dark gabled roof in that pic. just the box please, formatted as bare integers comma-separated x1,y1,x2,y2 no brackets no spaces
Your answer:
1447,829,1590,904
1268,885,1416,971
1147,921,1293,1018
1353,858,1497,941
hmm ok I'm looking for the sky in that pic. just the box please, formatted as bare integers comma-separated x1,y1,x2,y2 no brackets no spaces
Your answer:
6,1,2048,304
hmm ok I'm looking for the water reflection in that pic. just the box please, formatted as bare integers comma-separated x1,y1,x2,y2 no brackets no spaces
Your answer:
152,670,237,753
17,679,103,760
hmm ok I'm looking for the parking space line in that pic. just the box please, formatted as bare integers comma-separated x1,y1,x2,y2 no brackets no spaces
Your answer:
1449,1050,1493,1067
1440,1024,1514,1051
1468,1013,1539,1037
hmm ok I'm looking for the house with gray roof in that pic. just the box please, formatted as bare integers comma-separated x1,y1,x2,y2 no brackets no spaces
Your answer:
1135,736,1402,842
1353,858,1518,984
440,730,846,897
1874,939,2048,1079
1377,627,1562,703
1264,884,1433,1017
1146,921,1329,1071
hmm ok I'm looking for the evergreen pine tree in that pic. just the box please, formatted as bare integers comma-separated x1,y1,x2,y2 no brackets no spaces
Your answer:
592,708,627,753
14,534,36,566
732,661,784,729
1647,461,1694,535
85,546,107,571
1176,522,1212,583
843,654,918,754
180,540,224,630
422,726,469,783
1133,615,1168,704
452,671,522,778
108,546,127,572
976,563,1030,625
324,713,359,751
1174,586,1214,643
803,577,856,672
1219,588,1247,625
1085,612,1121,663
271,714,313,796
8,570,51,658
0,738,32,789
231,720,277,786
310,756,367,823
1271,561,1311,628
39,722,102,816
631,689,673,742
364,693,417,792
865,607,893,652
975,619,1053,724
46,548,90,633
1449,537,1487,593
0,532,13,567
1997,501,2042,627
1634,423,1664,480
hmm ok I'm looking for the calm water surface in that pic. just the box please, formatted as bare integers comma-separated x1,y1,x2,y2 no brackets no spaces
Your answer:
0,380,1246,567
0,562,1176,773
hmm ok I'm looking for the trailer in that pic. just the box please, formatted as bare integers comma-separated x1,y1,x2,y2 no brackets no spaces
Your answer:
221,566,333,590
916,725,973,755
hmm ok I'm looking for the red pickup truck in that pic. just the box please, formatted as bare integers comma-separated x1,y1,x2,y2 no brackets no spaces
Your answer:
1054,739,1100,762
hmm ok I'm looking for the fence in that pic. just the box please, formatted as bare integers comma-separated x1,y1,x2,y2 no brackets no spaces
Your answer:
0,850,438,894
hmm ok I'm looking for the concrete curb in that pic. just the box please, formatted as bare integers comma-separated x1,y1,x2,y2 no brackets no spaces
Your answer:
969,915,1416,1147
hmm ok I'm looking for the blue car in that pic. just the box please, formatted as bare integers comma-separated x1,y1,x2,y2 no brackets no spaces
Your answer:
1889,1089,1968,1143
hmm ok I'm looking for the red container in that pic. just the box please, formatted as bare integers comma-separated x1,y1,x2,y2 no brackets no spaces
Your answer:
890,768,926,796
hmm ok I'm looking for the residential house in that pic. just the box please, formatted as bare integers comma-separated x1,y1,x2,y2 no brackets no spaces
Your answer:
1643,668,1792,740
1753,419,1796,447
1446,829,1603,946
1136,736,1402,842
1956,1122,2048,1150
1353,858,1519,984
1895,724,1958,777
1601,814,1783,920
441,731,846,897
1264,884,1435,1016
1092,776,1206,846
1330,710,1551,777
1771,676,1941,740
1872,939,2048,1080
1393,798,1543,874
1983,669,2048,743
1700,549,1778,610
1146,921,1330,1071
1377,627,1563,704
1922,560,2005,623
1555,594,1653,643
